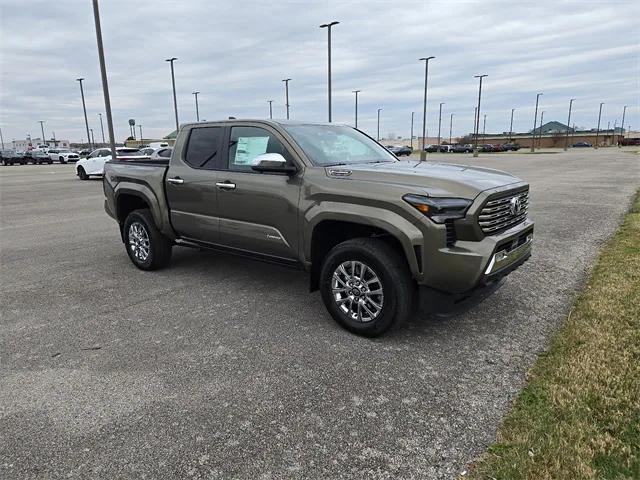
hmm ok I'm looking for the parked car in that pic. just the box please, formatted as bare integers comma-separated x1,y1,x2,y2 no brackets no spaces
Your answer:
78,149,92,157
424,144,439,153
451,144,473,153
26,149,52,164
1,149,26,165
103,119,533,337
572,142,592,148
48,148,80,164
619,138,640,146
492,144,505,152
75,147,147,179
439,145,454,153
479,144,495,152
385,145,412,156
150,147,173,160
501,143,521,151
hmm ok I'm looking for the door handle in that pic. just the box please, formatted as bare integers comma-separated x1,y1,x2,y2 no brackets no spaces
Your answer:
216,181,236,190
167,177,184,185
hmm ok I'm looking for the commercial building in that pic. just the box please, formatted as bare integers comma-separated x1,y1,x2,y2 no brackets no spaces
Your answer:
11,137,70,150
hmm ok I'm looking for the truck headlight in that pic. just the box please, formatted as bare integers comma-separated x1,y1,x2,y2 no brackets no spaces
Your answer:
403,194,472,223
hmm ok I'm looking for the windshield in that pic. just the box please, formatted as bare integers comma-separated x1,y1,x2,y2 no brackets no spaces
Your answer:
283,124,397,166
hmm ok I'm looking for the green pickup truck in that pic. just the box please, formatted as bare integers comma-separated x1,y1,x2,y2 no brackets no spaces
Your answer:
103,120,533,336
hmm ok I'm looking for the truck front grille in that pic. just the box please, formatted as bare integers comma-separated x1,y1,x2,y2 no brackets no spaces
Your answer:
478,188,529,235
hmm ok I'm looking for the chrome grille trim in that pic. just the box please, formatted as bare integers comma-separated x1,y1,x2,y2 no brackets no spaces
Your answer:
478,189,529,235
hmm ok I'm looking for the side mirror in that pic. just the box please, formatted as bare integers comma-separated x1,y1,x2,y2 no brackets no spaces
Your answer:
251,153,297,175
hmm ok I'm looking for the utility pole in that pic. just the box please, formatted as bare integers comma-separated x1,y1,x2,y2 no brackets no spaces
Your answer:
52,131,57,147
564,99,575,151
473,74,487,157
90,128,95,146
595,102,604,149
166,57,179,135
76,78,92,152
139,125,143,145
509,108,515,141
483,114,487,138
352,90,361,128
619,105,627,147
38,121,45,145
531,93,542,152
268,100,273,119
282,78,291,119
419,56,435,160
449,113,454,145
319,21,339,122
538,111,544,149
377,108,382,141
0,127,4,149
192,91,200,122
98,113,105,143
437,102,444,145
410,112,415,150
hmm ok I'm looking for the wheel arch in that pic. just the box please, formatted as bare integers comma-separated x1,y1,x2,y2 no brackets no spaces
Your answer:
115,186,167,241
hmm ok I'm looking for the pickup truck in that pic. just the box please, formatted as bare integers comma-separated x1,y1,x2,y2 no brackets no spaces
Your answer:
103,120,533,336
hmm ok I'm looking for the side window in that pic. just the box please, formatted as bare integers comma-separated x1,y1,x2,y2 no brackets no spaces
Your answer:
158,149,172,158
227,126,291,172
184,127,223,169
89,150,100,158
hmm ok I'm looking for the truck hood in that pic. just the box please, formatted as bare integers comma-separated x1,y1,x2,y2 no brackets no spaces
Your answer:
325,160,522,199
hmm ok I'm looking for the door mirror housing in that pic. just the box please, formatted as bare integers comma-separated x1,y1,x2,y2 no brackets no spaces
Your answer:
251,153,297,175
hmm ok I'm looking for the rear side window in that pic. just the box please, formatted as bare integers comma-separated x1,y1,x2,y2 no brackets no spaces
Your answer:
227,126,291,172
184,127,223,169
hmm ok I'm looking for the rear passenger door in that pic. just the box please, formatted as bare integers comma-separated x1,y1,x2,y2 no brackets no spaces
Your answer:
215,124,302,261
165,125,225,243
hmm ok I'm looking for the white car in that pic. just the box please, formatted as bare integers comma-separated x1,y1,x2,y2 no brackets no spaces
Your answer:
48,148,80,164
138,146,173,160
75,147,148,180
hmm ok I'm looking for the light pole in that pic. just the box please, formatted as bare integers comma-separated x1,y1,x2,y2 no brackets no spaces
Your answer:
509,108,515,141
139,125,143,145
319,21,339,122
473,74,487,157
166,57,179,134
449,113,454,145
38,121,45,145
564,99,575,151
377,108,382,141
90,128,95,146
538,111,545,149
0,127,4,149
98,113,105,143
192,91,200,122
268,100,273,119
437,102,444,145
612,120,617,146
419,56,435,160
76,78,92,152
282,78,291,119
52,131,56,147
531,93,542,152
620,105,627,147
410,112,415,150
595,102,604,149
352,90,361,128
483,114,487,139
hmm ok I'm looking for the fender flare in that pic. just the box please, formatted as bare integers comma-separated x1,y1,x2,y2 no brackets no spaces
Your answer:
114,184,172,238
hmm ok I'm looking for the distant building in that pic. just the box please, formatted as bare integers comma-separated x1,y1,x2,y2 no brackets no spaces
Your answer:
11,137,70,150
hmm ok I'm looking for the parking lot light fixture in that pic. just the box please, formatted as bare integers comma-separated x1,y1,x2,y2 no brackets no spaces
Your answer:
319,21,339,122
509,108,515,141
139,125,143,145
352,90,361,128
437,103,444,146
449,113,454,145
619,105,627,148
410,111,415,150
192,91,200,122
419,56,435,161
165,57,179,134
90,128,95,146
564,99,575,151
531,93,542,152
282,79,291,119
473,74,488,157
38,121,46,145
98,113,105,143
595,102,604,149
377,108,382,141
76,78,92,152
268,100,273,119
538,111,544,149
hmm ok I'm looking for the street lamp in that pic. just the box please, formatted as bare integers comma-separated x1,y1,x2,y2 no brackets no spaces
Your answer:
319,21,339,122
620,105,628,147
437,102,444,146
449,113,454,145
90,128,95,146
377,108,382,141
419,56,435,160
538,111,545,149
509,108,515,141
531,93,543,152
98,113,105,143
282,78,291,119
473,74,488,157
76,78,92,151
595,102,604,149
410,112,415,150
483,114,487,139
165,57,179,134
0,127,4,149
139,125,143,145
268,100,273,119
564,99,575,151
192,91,200,122
38,121,45,145
352,90,361,128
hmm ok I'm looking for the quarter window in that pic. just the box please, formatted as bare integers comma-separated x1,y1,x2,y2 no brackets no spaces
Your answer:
227,126,291,172
184,127,223,169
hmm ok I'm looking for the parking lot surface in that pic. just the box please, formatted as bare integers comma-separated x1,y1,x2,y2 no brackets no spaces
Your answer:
1,149,638,479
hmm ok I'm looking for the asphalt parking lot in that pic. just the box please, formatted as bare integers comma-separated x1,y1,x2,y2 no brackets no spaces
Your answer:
1,148,638,479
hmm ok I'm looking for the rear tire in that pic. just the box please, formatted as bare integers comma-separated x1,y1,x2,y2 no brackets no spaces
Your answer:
319,238,416,337
123,209,172,271
77,166,89,180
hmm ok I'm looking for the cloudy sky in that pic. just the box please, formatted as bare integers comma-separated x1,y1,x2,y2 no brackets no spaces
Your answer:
0,0,638,144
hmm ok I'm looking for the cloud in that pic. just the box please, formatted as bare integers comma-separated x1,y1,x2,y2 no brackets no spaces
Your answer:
0,0,638,143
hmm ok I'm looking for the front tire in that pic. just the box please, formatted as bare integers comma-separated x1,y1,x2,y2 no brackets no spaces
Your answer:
123,209,172,270
59,156,67,164
77,166,89,180
319,238,416,337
